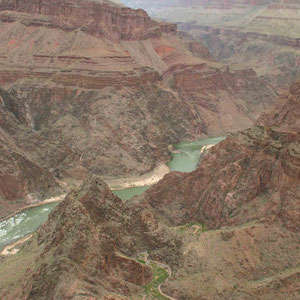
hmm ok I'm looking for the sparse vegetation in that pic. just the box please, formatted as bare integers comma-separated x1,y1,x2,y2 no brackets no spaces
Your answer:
138,258,146,264
176,221,207,234
143,264,169,300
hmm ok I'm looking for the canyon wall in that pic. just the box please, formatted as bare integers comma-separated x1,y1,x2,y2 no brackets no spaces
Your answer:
183,23,300,88
144,80,300,228
139,79,300,299
0,88,66,218
0,1,298,298
0,0,176,40
1,80,299,299
0,0,277,217
124,0,300,88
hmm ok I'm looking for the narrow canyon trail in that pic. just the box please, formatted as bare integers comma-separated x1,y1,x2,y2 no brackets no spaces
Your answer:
141,251,177,300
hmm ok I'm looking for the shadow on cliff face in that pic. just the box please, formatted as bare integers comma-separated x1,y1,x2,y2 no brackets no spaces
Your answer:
0,88,65,219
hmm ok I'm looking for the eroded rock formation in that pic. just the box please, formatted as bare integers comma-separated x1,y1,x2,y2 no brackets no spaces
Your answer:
0,88,65,218
0,176,181,299
144,80,300,227
140,79,300,299
1,81,299,299
0,0,277,217
0,0,176,41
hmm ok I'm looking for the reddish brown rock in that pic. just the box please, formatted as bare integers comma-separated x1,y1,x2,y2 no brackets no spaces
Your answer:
164,220,300,300
0,88,66,219
1,81,299,299
0,0,176,41
0,176,181,299
144,81,300,229
130,0,300,91
169,64,274,134
0,0,277,218
257,80,300,131
138,79,300,300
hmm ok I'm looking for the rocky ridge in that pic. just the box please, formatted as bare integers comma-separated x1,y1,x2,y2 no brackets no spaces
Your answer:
143,80,300,229
139,79,300,299
0,0,176,41
0,81,299,299
0,176,181,299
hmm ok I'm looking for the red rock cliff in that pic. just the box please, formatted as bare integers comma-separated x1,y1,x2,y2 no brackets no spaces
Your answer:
0,0,176,40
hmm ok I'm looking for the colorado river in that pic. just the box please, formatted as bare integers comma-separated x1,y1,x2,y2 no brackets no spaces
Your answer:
168,136,225,172
0,137,224,251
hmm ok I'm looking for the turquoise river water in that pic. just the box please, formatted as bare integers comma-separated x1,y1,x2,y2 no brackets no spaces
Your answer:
0,137,224,250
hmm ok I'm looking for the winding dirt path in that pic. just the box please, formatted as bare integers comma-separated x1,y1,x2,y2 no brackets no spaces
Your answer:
141,252,177,300
157,281,177,300
191,225,200,234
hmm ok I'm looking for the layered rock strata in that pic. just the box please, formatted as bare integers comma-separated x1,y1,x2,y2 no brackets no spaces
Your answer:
125,0,300,88
0,0,277,217
0,0,176,41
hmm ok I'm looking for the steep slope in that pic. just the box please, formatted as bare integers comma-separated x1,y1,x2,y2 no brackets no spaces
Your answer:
0,0,277,218
144,79,300,229
0,88,65,219
139,80,300,299
257,80,300,131
0,0,177,41
0,176,181,299
1,81,299,299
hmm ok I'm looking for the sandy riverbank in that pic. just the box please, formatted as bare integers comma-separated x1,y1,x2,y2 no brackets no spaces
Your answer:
1,144,216,223
106,164,170,190
0,143,217,223
106,144,215,191
0,234,33,256
0,143,217,256
0,163,171,223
